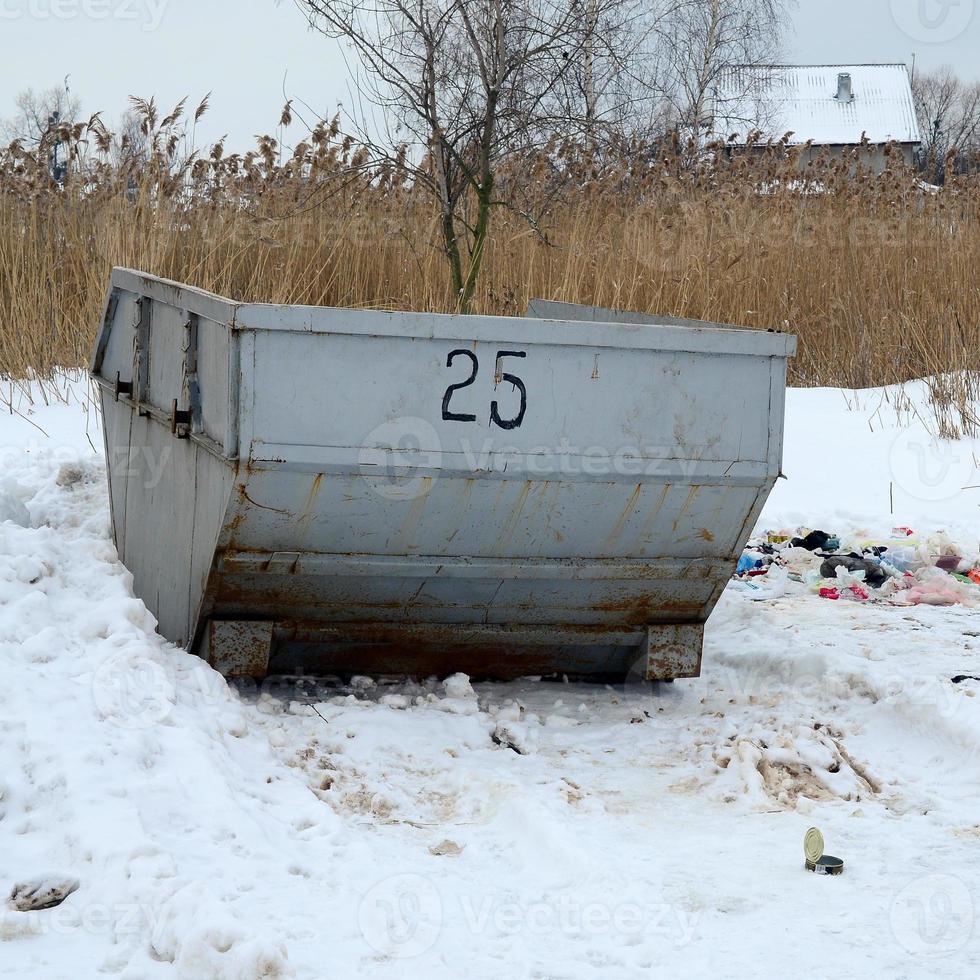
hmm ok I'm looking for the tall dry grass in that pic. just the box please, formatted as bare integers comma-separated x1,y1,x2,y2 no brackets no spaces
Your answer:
2,106,979,434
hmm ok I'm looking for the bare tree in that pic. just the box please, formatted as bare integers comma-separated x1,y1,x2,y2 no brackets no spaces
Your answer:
656,0,792,143
1,82,81,146
912,65,980,180
565,0,670,141
293,0,634,311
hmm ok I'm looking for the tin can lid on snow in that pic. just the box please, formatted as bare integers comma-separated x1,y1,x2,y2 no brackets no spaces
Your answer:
804,827,825,864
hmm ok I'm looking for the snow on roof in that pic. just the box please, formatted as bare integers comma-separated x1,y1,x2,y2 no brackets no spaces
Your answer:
712,64,921,147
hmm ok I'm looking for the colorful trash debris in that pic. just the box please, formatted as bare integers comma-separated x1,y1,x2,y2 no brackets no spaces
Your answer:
733,526,980,609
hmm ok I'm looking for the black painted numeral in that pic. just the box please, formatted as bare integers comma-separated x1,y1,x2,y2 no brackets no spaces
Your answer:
441,349,478,422
490,350,527,430
442,347,528,429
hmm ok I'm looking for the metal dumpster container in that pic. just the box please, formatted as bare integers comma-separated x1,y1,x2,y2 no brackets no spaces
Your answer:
91,269,795,680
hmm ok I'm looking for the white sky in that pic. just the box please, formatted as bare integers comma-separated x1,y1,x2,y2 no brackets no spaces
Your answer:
0,0,977,150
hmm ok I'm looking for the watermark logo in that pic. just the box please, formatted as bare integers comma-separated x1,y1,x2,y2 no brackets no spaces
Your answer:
358,417,442,502
888,428,976,502
107,445,172,491
0,0,168,31
92,652,175,729
890,0,975,43
357,873,443,958
891,874,975,956
355,414,712,503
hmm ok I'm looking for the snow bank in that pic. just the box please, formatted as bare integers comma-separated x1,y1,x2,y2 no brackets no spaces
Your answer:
1,374,978,978
762,381,980,542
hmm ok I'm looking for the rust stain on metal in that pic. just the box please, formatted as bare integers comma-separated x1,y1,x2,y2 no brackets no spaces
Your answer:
593,594,701,621
300,473,324,519
394,477,433,551
645,623,704,681
639,484,671,542
206,620,273,677
671,485,702,533
297,472,325,540
697,527,715,542
236,484,292,517
537,481,564,545
607,483,642,545
523,480,555,530
497,480,533,548
489,481,508,513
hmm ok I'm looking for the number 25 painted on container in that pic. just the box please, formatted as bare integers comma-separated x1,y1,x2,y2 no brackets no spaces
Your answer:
442,349,527,430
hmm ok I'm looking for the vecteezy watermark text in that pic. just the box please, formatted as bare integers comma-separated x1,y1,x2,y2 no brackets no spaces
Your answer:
358,415,716,502
357,873,700,959
0,0,168,31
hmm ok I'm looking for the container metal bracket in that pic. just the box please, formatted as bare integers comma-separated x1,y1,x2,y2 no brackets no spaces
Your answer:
170,399,192,436
205,620,273,677
644,623,703,680
114,372,133,402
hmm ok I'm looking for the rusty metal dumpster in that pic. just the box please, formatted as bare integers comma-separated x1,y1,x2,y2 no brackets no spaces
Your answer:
90,269,795,680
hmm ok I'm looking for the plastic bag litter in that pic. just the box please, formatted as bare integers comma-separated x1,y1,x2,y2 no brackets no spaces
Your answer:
901,581,967,607
819,581,869,602
730,564,789,601
882,566,980,608
820,555,889,587
883,546,918,572
735,525,980,607
831,563,866,588
778,546,823,576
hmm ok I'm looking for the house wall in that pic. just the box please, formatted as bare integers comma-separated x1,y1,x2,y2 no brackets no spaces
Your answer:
730,142,918,174
795,142,917,173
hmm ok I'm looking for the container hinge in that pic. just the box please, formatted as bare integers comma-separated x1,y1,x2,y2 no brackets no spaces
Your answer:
171,399,192,437
182,312,203,434
134,295,151,417
114,371,133,402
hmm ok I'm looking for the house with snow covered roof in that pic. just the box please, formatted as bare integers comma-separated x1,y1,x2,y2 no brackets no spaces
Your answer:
710,64,921,172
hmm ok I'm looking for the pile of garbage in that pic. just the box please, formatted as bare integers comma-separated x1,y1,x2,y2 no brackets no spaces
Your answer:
732,526,980,607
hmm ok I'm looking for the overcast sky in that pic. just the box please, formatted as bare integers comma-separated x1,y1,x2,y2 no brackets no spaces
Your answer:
1,0,977,149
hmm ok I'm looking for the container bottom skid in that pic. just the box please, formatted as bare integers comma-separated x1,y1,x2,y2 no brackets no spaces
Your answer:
198,620,705,683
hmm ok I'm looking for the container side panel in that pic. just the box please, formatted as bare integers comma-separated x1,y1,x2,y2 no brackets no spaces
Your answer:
146,303,188,416
120,418,201,645
99,390,133,559
212,567,716,627
227,471,761,562
248,333,772,467
187,448,237,643
196,317,231,448
100,289,140,388
767,355,789,471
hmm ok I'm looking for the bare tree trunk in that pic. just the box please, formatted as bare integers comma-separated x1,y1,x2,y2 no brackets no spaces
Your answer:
299,0,635,308
584,0,599,138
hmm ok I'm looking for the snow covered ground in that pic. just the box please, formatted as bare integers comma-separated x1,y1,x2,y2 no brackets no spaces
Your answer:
1,374,979,979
